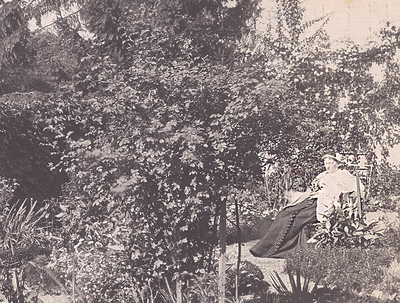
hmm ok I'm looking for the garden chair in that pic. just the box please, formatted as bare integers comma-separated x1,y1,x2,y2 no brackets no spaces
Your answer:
345,154,373,220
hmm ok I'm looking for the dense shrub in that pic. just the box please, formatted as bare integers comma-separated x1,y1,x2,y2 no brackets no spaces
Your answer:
286,246,395,295
370,162,400,198
365,195,400,212
48,244,136,303
312,193,384,248
186,273,219,303
377,227,400,252
313,288,394,303
226,185,274,245
0,177,18,204
0,93,68,201
378,259,400,299
21,255,63,297
226,261,265,296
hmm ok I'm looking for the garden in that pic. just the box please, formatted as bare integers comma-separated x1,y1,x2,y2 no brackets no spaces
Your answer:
2,0,400,302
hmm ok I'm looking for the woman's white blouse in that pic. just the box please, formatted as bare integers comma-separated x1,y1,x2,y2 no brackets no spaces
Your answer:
311,169,364,222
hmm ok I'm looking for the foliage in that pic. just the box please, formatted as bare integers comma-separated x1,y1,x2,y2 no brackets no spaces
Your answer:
253,16,400,190
269,265,320,302
0,177,18,205
0,1,34,95
0,198,50,267
226,261,264,296
80,0,262,58
378,258,400,300
45,43,290,283
27,29,88,90
243,292,291,303
20,256,66,298
0,0,91,95
312,289,395,303
186,273,219,303
1,0,272,293
312,194,384,248
376,227,400,252
226,186,273,244
261,160,308,211
0,198,51,303
0,1,30,66
369,161,400,198
0,92,68,200
48,241,135,302
3,0,400,302
285,246,395,295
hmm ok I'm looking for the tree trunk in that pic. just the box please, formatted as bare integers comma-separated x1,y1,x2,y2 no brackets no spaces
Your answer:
235,196,241,302
218,198,227,303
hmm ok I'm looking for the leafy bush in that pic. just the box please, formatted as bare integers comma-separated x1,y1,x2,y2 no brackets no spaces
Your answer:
0,92,68,201
370,162,400,198
226,185,273,245
313,194,384,248
0,198,51,303
0,199,51,266
376,227,400,252
21,256,66,298
365,195,400,212
48,243,136,303
186,273,219,303
0,177,18,205
378,259,400,299
286,246,395,295
269,265,321,302
313,288,394,303
226,261,265,296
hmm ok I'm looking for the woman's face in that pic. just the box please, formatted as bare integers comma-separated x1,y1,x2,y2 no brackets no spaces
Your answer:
324,157,339,173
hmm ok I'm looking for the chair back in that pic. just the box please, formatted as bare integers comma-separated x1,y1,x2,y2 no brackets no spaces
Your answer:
345,154,374,219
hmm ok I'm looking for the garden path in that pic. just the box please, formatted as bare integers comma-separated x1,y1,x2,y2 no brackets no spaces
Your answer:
226,240,289,291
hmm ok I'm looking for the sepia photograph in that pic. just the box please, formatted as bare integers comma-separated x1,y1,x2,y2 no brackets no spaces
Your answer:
1,0,400,302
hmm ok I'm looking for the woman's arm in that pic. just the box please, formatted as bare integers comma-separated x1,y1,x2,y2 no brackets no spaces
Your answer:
283,188,312,208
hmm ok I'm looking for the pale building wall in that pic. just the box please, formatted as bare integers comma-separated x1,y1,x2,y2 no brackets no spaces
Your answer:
258,0,400,46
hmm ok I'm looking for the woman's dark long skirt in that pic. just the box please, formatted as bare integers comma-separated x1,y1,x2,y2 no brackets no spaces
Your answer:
250,197,318,259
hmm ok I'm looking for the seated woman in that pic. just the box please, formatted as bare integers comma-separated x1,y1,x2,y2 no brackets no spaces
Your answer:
250,152,364,258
